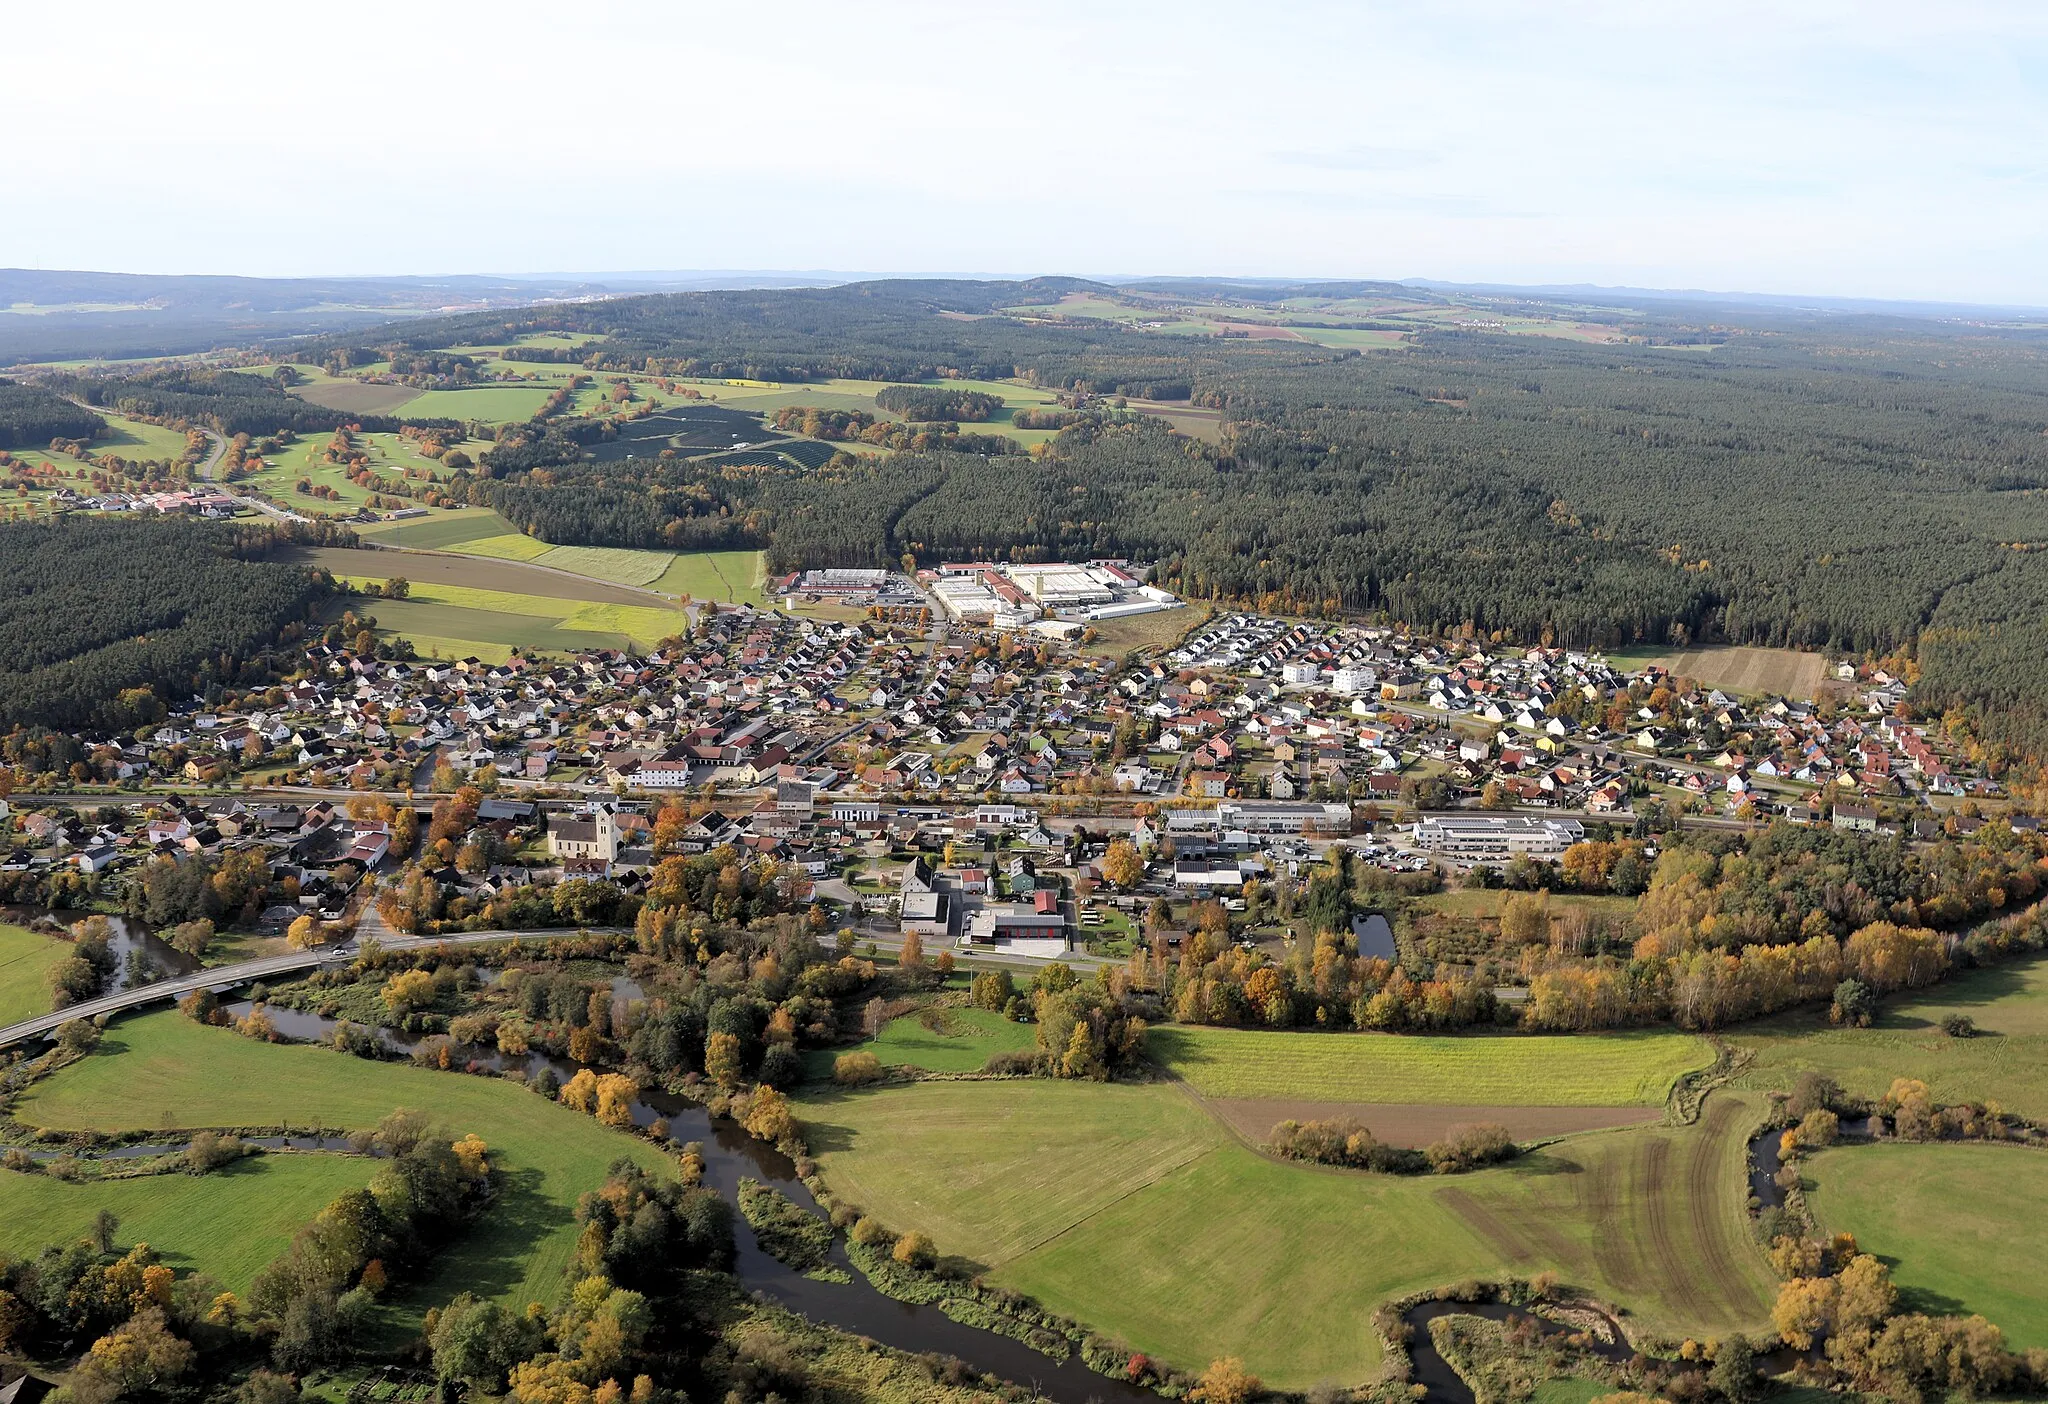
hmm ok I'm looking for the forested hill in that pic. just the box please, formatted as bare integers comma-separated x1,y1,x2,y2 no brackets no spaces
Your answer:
333,279,2048,764
0,517,331,730
322,278,1218,392
39,366,463,438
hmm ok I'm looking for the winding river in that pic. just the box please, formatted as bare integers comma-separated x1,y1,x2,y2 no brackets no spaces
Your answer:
203,1001,1161,1404
35,963,1673,1404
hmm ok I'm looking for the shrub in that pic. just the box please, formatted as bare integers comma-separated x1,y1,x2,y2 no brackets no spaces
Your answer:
849,1216,888,1247
1268,1117,1427,1173
1426,1123,1518,1173
185,1130,246,1175
757,1042,804,1089
1190,1357,1262,1404
834,1051,884,1086
1830,978,1876,1028
382,970,436,1015
1941,1012,1977,1038
981,1049,1038,1076
740,1086,796,1144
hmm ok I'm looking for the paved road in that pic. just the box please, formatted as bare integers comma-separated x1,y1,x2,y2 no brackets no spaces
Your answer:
0,906,1110,1050
0,928,575,1049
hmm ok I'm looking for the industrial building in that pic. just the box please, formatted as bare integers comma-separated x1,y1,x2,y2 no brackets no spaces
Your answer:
1414,815,1586,862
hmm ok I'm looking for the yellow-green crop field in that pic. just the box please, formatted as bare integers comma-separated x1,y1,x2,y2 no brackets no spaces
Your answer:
1149,1025,1712,1106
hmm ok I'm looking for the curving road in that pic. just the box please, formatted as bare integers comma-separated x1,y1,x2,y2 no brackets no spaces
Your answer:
192,425,310,524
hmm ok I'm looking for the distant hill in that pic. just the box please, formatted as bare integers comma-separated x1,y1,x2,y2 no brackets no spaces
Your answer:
0,268,854,367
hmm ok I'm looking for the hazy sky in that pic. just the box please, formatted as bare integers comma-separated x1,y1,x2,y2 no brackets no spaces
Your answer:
11,0,2047,304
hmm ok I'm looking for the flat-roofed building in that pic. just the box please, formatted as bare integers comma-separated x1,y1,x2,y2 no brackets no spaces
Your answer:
1216,800,1353,835
1415,814,1584,861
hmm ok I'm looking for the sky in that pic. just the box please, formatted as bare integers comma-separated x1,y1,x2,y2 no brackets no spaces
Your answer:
9,0,2048,305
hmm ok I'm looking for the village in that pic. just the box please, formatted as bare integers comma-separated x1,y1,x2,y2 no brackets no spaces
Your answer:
0,585,2012,975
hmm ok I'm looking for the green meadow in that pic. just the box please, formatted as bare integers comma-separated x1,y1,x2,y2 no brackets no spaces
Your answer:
1805,1142,2048,1349
652,549,768,605
0,1154,379,1294
798,1080,1774,1390
1733,953,2048,1120
16,1012,671,1317
863,1007,1037,1073
0,922,71,1026
336,578,684,659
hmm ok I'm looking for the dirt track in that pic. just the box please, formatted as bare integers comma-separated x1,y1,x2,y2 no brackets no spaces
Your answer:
1207,1098,1657,1148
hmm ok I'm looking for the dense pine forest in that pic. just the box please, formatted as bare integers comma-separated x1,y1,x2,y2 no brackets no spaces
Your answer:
0,377,106,448
0,517,331,730
139,280,2048,767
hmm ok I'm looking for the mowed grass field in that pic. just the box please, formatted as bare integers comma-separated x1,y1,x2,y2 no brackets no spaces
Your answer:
332,585,682,663
354,508,512,549
797,1081,1775,1390
529,544,673,587
458,532,555,562
352,510,704,599
1733,954,2048,1120
394,384,558,423
652,550,767,606
0,1154,378,1293
0,922,70,1026
339,579,683,646
1805,1142,2048,1348
1149,1026,1712,1106
864,1007,1036,1072
17,1012,670,1317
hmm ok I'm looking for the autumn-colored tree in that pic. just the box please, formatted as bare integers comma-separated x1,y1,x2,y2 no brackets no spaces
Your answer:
743,1086,795,1142
1500,890,1551,944
594,1074,638,1127
560,1068,600,1113
705,1031,743,1091
892,1231,936,1270
1101,839,1144,889
382,969,436,1014
452,1134,491,1180
1190,1357,1262,1404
